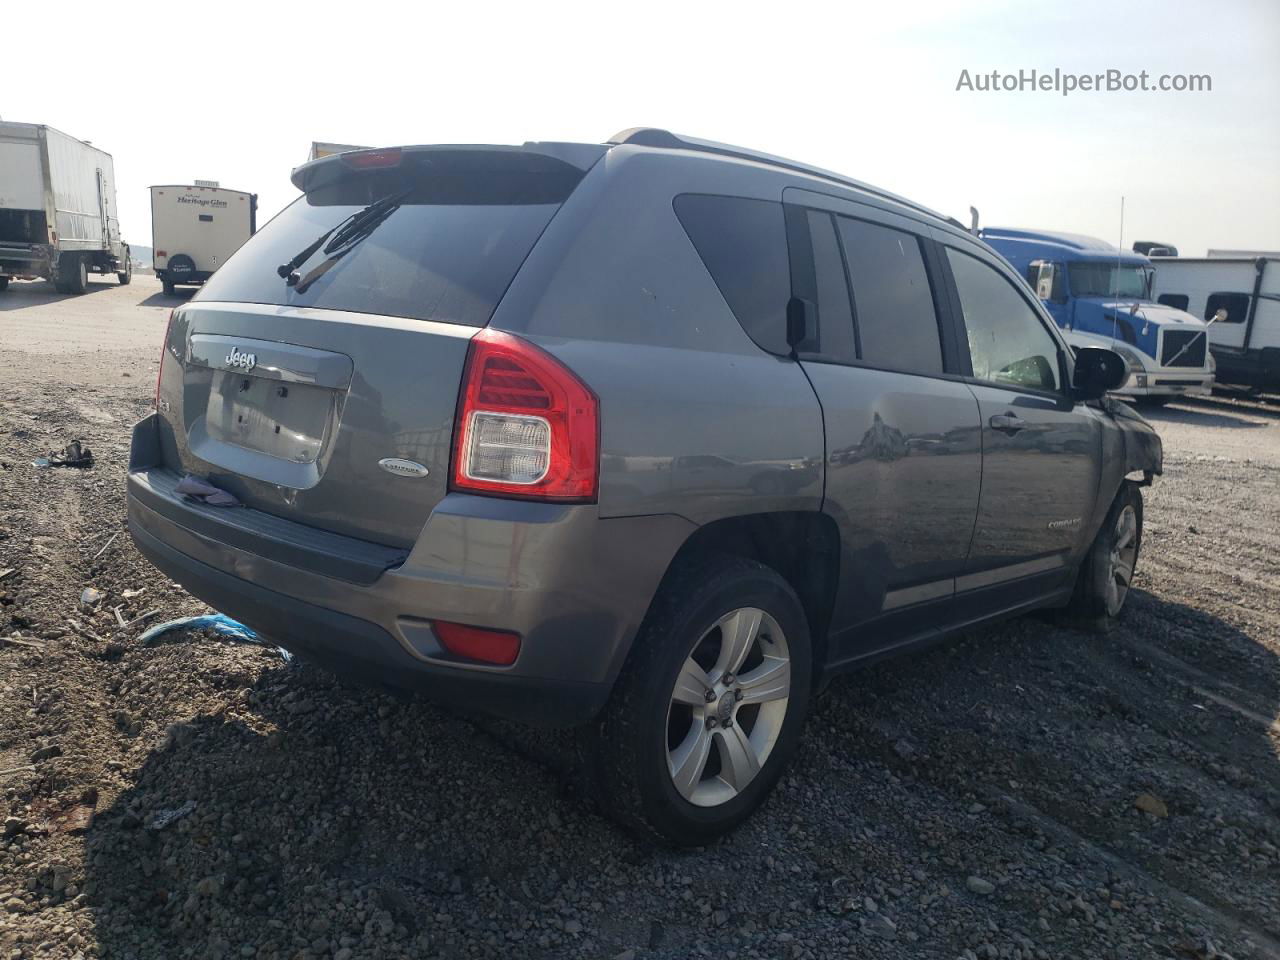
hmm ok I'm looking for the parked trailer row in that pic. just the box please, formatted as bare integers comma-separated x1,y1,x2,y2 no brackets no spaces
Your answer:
1,121,258,298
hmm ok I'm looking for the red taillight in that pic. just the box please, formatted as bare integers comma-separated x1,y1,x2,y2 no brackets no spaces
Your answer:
155,309,174,410
432,620,521,666
341,148,402,169
156,250,167,258
450,328,598,502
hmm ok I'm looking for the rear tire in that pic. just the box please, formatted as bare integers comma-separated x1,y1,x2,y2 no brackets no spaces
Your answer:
162,277,176,297
117,251,132,285
585,556,812,846
0,276,8,292
1066,483,1143,628
57,253,87,295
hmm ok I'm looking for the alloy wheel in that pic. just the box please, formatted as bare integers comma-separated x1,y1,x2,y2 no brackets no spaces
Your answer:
665,607,791,807
1105,504,1139,615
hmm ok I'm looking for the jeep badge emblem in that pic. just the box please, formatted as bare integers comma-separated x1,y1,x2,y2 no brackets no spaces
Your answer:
378,458,430,478
225,347,257,372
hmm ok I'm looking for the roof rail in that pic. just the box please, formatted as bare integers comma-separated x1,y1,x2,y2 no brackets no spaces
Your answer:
607,128,963,229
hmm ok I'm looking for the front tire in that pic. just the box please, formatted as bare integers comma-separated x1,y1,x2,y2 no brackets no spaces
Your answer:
117,250,132,285
1067,483,1143,626
587,557,812,846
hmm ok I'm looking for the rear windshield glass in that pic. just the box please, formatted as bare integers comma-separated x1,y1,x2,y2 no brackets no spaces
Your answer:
197,151,582,326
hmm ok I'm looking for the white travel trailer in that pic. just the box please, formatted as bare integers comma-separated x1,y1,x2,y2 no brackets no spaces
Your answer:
151,182,257,296
1150,255,1280,390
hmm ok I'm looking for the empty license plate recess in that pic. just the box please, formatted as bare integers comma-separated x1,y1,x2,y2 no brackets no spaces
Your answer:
188,334,354,464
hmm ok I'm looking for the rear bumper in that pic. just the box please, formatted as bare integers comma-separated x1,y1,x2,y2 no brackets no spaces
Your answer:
0,243,53,279
156,268,211,285
126,414,693,726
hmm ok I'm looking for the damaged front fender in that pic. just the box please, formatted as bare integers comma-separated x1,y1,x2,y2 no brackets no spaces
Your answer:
1103,397,1163,484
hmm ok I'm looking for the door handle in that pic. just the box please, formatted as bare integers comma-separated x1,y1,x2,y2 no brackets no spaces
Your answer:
989,413,1027,434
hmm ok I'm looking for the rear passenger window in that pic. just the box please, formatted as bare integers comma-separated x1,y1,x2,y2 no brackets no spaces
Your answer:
674,195,791,355
837,218,943,375
946,247,1062,392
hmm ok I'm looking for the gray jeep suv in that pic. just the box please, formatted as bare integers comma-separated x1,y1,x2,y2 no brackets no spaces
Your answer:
127,128,1161,844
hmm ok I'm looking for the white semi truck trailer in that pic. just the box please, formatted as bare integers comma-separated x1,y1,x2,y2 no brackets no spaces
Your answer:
0,122,131,294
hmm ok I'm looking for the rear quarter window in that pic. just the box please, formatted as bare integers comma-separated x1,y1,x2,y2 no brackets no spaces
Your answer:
673,194,791,355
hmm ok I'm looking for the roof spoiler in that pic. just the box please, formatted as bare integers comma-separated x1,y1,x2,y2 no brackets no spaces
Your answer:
289,142,607,193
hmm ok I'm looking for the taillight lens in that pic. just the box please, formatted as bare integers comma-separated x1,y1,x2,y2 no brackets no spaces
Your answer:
341,147,402,169
432,620,521,666
155,309,174,411
450,328,598,501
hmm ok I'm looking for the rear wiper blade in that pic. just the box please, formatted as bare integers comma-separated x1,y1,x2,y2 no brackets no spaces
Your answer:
276,189,410,286
290,199,407,296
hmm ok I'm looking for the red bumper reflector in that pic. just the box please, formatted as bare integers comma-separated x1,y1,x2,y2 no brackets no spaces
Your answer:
431,620,520,666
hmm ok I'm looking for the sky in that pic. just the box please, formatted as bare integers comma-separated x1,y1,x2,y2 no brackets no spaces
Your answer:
6,0,1278,257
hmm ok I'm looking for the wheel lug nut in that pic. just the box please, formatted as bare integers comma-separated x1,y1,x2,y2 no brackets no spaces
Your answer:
706,717,717,729
704,689,716,703
734,689,744,701
723,674,734,685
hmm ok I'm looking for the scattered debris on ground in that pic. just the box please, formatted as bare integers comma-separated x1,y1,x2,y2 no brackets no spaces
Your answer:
32,439,94,470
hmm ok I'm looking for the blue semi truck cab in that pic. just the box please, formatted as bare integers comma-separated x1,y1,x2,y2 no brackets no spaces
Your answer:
980,228,1214,402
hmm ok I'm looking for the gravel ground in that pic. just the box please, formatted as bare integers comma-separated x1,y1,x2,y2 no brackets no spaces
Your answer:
1,275,1278,960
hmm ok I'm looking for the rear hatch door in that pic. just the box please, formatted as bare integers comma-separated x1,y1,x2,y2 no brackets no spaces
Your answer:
155,145,600,548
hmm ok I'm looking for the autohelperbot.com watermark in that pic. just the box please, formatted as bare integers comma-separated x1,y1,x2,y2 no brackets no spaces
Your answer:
956,68,1211,96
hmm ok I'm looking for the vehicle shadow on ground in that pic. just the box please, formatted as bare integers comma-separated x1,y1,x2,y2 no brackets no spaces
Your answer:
79,587,1279,958
0,278,120,310
137,289,196,307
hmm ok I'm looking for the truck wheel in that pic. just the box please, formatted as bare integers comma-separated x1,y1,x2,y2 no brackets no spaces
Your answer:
162,278,176,297
1066,483,1143,628
58,253,88,295
585,556,812,846
117,251,132,285
0,277,8,292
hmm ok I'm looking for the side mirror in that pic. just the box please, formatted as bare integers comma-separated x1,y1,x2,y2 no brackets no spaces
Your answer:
1072,346,1128,400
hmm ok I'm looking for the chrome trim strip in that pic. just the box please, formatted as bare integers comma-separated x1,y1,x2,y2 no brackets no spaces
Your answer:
882,578,955,612
956,554,1067,593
